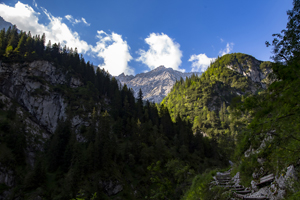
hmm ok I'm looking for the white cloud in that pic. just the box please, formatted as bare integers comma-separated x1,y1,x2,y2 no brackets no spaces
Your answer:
74,18,81,24
0,2,133,76
219,42,234,56
0,2,91,53
64,14,90,26
65,15,73,22
32,0,37,8
189,42,234,72
220,38,224,43
92,30,134,76
136,33,184,72
81,18,90,26
189,54,216,72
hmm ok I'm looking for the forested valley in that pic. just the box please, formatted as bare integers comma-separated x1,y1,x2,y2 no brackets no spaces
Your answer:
0,25,227,199
0,0,300,199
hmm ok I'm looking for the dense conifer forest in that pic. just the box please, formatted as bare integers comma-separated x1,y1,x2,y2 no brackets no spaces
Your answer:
0,25,227,199
0,0,300,199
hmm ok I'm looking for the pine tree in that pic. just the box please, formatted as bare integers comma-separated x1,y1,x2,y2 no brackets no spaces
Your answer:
14,31,27,56
7,25,18,49
137,88,144,120
24,32,34,59
0,29,5,55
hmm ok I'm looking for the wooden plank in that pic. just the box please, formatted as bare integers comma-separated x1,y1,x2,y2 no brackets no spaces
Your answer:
259,174,274,181
243,197,269,200
233,192,270,200
257,174,274,187
232,187,246,191
236,190,251,194
262,174,274,178
260,177,273,182
233,192,244,199
260,178,272,182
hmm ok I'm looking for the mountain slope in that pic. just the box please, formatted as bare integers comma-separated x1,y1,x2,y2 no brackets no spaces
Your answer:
162,53,271,123
0,26,227,200
115,66,202,103
0,16,15,31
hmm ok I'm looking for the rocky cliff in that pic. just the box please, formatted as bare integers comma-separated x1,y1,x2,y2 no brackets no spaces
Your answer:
0,60,89,169
0,61,71,133
116,66,202,103
224,53,272,88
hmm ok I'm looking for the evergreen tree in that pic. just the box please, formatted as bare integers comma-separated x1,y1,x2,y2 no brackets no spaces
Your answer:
13,31,27,57
0,29,5,55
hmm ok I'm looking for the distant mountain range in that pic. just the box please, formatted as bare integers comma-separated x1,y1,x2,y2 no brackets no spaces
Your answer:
0,16,15,31
115,66,202,103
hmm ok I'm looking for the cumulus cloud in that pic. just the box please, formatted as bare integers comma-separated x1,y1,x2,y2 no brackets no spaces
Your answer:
189,42,234,72
92,30,134,76
0,2,91,53
189,54,216,72
219,42,234,56
0,2,133,76
65,14,90,26
137,33,184,72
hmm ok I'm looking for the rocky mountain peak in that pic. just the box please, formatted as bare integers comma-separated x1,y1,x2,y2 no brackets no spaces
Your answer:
222,53,272,88
115,66,202,103
153,65,167,71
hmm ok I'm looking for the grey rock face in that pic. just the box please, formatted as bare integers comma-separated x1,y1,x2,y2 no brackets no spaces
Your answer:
232,172,241,187
247,165,298,200
70,77,83,88
0,61,69,133
276,165,297,189
115,66,202,103
226,58,272,89
245,133,273,158
99,180,123,196
251,180,258,192
0,164,14,187
0,92,49,167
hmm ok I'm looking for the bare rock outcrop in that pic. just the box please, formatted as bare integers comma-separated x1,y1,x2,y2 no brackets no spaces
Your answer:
0,61,71,133
225,57,272,89
116,66,202,103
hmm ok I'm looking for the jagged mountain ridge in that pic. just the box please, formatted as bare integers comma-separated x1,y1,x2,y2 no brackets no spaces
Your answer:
115,66,202,103
0,16,15,31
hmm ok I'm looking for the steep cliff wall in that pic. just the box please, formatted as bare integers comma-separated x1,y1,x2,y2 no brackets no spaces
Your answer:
0,60,85,133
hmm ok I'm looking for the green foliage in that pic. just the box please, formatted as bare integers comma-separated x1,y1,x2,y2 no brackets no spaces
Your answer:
71,190,97,200
231,1,300,198
0,27,230,200
147,159,195,199
180,1,300,199
266,0,300,63
181,169,233,200
162,53,260,162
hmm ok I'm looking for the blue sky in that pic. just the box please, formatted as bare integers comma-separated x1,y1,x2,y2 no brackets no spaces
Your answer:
0,0,293,76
